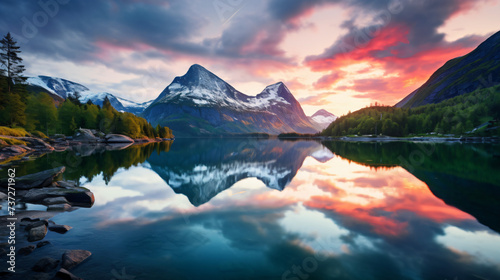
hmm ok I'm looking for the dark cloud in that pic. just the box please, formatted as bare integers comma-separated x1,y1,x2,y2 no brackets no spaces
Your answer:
0,0,206,61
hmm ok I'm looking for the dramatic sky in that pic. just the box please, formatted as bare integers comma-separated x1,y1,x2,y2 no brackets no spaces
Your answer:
1,0,499,115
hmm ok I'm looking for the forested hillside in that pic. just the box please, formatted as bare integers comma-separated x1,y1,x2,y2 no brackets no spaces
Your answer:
321,85,500,137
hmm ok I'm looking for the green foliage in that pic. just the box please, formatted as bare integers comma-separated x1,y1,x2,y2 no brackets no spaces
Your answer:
322,85,500,137
15,141,173,183
0,32,26,93
53,96,173,139
31,130,48,139
26,92,58,134
0,32,172,139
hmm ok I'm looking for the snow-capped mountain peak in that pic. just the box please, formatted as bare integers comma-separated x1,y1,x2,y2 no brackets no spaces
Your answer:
308,109,337,130
26,75,153,115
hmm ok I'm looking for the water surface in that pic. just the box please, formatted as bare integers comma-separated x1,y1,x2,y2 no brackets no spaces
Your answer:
2,139,500,280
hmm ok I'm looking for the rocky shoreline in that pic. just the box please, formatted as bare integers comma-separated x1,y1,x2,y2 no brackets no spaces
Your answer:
0,166,95,279
0,128,174,166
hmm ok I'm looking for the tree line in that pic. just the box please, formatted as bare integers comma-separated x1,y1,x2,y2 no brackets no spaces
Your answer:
321,85,500,137
0,32,173,139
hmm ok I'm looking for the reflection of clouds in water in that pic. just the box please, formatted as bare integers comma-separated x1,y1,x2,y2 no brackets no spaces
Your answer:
437,226,500,267
74,143,500,279
279,203,375,255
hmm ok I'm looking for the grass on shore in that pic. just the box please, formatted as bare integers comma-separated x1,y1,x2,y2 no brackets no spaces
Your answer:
0,126,31,137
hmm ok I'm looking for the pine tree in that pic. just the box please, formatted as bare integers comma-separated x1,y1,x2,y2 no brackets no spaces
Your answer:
0,33,26,93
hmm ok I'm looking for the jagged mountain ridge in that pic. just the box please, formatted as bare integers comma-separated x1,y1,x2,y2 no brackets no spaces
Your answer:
143,64,318,136
395,31,500,108
26,76,153,114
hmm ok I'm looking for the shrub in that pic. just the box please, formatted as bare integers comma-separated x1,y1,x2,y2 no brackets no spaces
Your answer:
31,130,48,139
0,126,31,137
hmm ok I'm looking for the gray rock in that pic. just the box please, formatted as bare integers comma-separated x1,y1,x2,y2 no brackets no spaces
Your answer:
56,181,77,189
42,196,69,205
105,134,134,143
27,222,48,242
49,224,72,234
61,250,91,270
32,257,60,272
23,186,94,208
1,167,65,190
73,128,98,142
47,203,73,211
18,245,36,255
19,137,55,151
53,268,83,280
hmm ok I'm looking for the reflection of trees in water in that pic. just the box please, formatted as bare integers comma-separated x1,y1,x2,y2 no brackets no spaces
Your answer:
15,141,173,184
323,141,500,233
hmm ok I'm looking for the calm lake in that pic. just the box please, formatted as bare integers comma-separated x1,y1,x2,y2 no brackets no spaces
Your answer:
2,139,500,280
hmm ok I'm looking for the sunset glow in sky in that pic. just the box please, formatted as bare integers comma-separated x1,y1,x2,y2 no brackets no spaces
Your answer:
1,0,500,115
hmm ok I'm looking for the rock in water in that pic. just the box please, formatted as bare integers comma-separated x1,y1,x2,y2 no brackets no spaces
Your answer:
0,166,65,190
47,203,73,211
18,245,36,256
61,250,91,270
54,268,83,280
105,134,135,143
49,224,73,234
42,196,69,205
26,221,48,242
73,128,99,142
32,257,60,272
23,186,94,207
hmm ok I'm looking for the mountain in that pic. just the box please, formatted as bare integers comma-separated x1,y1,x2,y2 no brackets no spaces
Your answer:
142,64,318,137
26,76,153,114
146,138,333,206
308,109,337,130
395,31,500,108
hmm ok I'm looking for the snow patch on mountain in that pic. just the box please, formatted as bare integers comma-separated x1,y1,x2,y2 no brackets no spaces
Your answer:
308,109,337,130
27,75,153,114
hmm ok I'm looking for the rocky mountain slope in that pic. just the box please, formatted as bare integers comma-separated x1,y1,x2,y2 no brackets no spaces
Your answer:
142,64,318,136
395,31,500,108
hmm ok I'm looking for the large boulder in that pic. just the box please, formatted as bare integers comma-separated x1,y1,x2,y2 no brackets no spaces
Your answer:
0,166,65,190
105,134,135,143
27,223,47,242
22,186,94,208
73,128,99,142
61,250,91,270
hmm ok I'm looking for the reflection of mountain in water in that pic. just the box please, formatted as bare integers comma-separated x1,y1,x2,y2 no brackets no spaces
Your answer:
146,139,333,206
322,141,500,233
